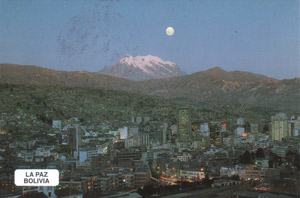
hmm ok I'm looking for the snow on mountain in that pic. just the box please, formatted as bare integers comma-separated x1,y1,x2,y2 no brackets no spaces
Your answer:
100,54,186,81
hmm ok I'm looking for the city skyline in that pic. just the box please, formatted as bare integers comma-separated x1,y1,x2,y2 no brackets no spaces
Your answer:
0,0,299,79
1,1,300,196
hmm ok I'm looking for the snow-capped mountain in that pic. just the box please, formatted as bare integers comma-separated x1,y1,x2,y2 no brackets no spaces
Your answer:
100,54,186,81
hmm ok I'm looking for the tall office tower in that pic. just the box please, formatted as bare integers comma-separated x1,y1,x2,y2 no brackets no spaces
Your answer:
139,132,150,148
178,107,192,138
271,113,288,141
119,126,128,139
250,123,259,139
221,123,227,132
209,122,222,146
162,128,167,144
288,121,295,136
159,123,168,145
170,125,177,135
295,118,300,136
67,124,82,158
237,117,244,126
289,115,300,136
200,123,210,136
125,136,134,149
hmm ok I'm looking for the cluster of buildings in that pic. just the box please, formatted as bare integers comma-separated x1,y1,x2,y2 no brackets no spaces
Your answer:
1,107,300,197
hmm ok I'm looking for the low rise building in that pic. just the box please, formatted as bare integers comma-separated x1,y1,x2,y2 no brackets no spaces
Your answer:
180,168,205,180
219,166,246,179
176,153,192,162
135,167,150,187
245,165,265,180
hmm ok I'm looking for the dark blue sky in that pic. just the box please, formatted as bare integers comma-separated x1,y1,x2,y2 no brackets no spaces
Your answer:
0,0,299,79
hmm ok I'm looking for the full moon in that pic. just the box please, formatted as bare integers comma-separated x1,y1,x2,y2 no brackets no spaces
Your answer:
166,27,174,36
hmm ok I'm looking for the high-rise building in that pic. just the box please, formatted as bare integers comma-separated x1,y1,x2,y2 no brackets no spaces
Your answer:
52,120,62,130
67,124,82,158
295,119,300,136
178,107,191,138
288,121,295,136
271,113,288,141
116,149,143,166
289,116,300,137
221,123,227,132
237,117,244,126
79,146,98,163
170,125,177,135
136,117,143,124
250,123,259,139
210,122,222,145
162,128,167,144
129,127,139,136
125,136,134,149
200,123,210,136
139,132,150,148
119,127,128,139
235,127,245,136
159,123,168,145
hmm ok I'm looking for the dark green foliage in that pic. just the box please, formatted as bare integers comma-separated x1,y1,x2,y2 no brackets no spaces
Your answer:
270,151,282,166
294,154,300,170
239,150,252,164
137,184,155,198
230,174,240,180
286,150,297,166
251,152,255,161
256,148,265,159
268,160,274,168
263,123,269,133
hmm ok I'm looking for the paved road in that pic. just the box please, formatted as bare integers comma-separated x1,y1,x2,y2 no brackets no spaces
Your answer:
160,185,240,198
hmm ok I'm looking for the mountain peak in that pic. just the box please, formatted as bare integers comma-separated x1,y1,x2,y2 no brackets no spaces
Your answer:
203,66,228,79
123,54,132,58
119,54,176,68
201,66,269,82
206,66,227,72
100,54,186,81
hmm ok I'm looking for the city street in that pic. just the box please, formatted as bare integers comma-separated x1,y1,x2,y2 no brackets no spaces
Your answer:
160,185,239,198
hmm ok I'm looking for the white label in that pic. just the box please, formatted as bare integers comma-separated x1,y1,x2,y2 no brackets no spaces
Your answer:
14,169,59,186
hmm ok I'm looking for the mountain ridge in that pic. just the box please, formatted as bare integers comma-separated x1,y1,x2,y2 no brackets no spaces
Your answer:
0,63,299,111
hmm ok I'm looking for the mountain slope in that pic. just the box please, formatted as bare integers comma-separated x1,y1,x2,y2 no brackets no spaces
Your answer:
100,54,186,81
134,67,299,110
1,64,299,111
0,63,135,91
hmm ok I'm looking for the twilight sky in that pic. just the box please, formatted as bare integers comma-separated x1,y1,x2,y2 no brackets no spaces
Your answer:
0,0,299,79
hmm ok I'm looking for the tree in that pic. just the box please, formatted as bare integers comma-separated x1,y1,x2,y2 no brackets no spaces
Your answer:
256,148,265,159
202,168,212,186
270,152,282,166
286,150,297,166
137,184,155,198
240,150,251,164
251,152,255,162
230,174,240,181
263,123,269,132
294,154,300,170
268,160,274,168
